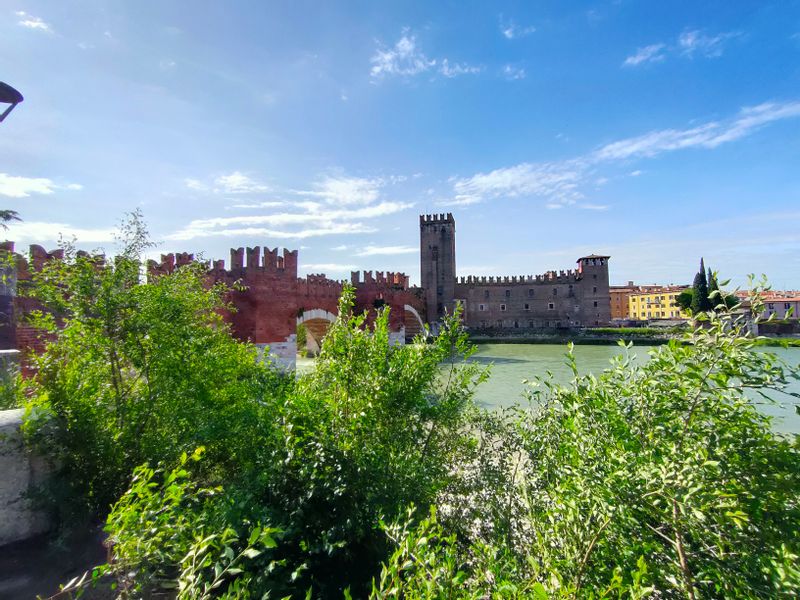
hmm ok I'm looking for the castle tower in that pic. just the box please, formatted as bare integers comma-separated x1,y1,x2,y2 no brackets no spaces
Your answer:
576,254,611,326
419,213,456,323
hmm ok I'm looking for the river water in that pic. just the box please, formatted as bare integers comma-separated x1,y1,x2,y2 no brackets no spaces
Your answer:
470,343,800,435
297,343,800,435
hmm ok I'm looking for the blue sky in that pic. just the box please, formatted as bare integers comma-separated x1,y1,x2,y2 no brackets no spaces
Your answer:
2,1,800,287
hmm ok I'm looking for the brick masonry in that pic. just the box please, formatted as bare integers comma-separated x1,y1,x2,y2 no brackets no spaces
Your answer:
419,213,612,330
2,212,611,371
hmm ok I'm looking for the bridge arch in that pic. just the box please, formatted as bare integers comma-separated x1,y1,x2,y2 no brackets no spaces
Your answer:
297,308,337,353
403,304,427,339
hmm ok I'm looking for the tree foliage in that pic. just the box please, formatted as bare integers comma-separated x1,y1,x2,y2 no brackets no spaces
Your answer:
22,212,288,520
20,215,800,598
378,310,800,599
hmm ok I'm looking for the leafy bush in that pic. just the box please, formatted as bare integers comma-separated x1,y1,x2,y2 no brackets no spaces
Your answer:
21,214,288,522
24,217,800,598
106,447,281,599
101,289,486,598
403,310,800,598
0,357,20,409
219,287,487,596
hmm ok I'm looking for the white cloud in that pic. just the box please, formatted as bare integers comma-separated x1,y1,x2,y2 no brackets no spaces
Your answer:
678,29,740,58
452,161,585,207
168,222,376,241
623,43,666,67
502,64,526,80
499,17,536,40
0,173,82,198
227,201,287,209
370,32,436,78
185,172,270,194
624,30,739,68
593,100,800,160
184,178,208,191
331,244,349,251
167,201,412,241
371,30,481,80
447,99,800,208
296,175,383,206
214,171,269,194
16,11,51,32
439,59,483,78
579,203,609,211
6,221,115,243
356,245,417,256
159,59,177,70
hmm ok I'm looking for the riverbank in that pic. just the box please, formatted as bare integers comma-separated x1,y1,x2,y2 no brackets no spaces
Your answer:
468,330,800,347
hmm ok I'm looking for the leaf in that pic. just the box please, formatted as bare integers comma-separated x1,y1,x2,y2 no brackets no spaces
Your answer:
531,582,549,600
242,548,262,559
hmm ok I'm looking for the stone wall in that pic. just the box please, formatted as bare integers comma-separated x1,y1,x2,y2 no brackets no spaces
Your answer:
0,408,50,546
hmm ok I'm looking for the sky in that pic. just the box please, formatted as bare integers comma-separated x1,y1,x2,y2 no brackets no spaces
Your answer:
2,0,800,288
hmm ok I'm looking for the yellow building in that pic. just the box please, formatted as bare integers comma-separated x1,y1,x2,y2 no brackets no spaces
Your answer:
628,286,690,320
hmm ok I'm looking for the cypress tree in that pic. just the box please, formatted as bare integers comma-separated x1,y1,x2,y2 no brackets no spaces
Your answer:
691,258,712,314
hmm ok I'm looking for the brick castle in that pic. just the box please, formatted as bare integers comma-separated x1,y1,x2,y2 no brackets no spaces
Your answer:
421,213,611,330
1,213,611,369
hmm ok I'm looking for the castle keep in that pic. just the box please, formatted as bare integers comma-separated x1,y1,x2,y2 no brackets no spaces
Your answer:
420,213,611,329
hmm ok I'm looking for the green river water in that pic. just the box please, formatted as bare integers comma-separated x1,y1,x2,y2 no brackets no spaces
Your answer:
298,343,800,435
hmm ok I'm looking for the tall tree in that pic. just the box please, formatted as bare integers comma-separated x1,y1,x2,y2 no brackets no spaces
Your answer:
691,258,712,314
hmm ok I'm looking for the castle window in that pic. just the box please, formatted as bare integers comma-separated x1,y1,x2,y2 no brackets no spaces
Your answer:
478,304,487,311
548,302,555,310
484,290,490,299
785,303,791,309
505,289,511,298
768,303,774,309
593,286,597,293
500,304,507,312
593,301,598,307
528,320,534,328
528,289,534,297
524,303,530,311
553,288,557,296
514,321,519,328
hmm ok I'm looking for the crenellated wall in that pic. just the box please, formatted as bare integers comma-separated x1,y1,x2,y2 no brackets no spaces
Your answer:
146,247,423,367
418,214,612,330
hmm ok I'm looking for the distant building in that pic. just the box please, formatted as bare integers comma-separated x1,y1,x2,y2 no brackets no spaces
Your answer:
610,284,635,320
734,290,800,320
420,213,612,328
761,298,800,320
610,282,663,320
628,286,689,320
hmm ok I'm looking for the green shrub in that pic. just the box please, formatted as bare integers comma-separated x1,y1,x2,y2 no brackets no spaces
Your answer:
105,447,281,599
21,213,288,523
421,310,800,598
224,287,487,596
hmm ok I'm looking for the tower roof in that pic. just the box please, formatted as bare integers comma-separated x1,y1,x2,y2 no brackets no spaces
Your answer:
577,254,610,261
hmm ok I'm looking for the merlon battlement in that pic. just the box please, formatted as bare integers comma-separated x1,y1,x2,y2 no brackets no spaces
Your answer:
419,213,455,225
1,243,107,279
350,270,410,290
456,268,581,286
147,245,299,278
